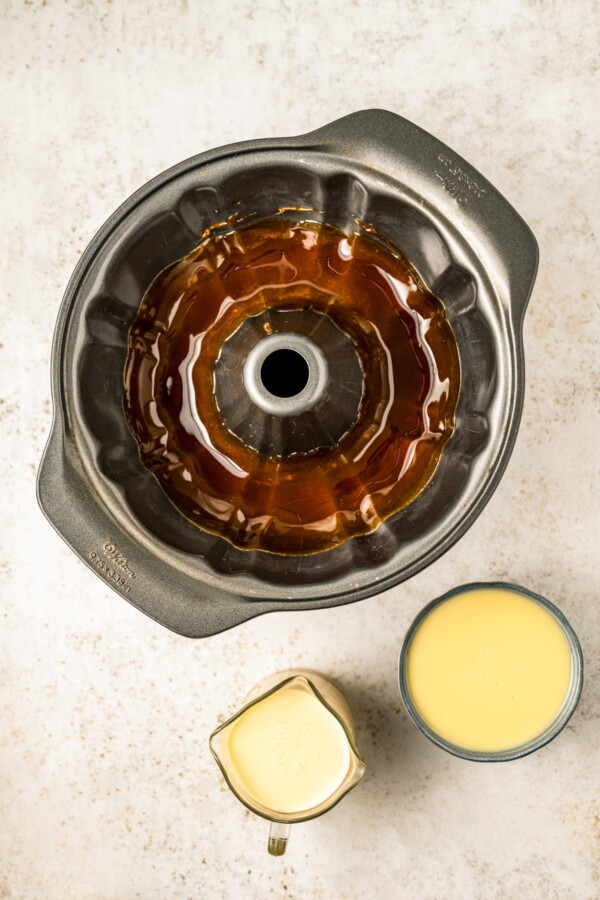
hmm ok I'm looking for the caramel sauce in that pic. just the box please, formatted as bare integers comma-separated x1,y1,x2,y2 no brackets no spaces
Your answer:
124,219,460,555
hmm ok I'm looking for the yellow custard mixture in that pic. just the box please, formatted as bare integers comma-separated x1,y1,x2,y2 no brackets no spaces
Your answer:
405,587,573,753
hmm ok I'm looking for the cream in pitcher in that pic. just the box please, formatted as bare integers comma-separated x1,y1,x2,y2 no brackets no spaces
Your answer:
210,672,365,855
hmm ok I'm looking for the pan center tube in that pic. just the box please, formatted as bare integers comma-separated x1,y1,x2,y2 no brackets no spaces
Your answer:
214,308,365,457
244,332,329,417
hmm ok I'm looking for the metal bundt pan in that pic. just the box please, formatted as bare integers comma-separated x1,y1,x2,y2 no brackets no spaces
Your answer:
37,110,538,637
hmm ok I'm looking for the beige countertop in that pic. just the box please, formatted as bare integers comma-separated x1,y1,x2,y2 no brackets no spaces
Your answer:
1,1,599,897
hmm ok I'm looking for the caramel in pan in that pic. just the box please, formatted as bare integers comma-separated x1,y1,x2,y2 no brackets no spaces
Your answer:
124,219,459,554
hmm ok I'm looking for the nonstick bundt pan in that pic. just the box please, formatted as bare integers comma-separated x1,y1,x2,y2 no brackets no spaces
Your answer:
37,110,538,637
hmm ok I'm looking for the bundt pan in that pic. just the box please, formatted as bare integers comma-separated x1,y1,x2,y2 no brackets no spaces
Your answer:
37,110,538,637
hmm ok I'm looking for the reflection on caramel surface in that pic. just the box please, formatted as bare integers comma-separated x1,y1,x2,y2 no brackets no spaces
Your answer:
124,218,459,555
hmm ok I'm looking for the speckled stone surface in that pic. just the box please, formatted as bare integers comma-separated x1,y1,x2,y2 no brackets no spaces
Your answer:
2,1,599,897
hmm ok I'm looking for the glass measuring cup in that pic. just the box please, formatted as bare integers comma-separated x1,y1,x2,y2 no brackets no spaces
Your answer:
209,670,365,856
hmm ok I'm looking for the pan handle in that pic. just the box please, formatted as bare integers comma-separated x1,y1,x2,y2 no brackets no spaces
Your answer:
298,108,538,328
37,423,257,638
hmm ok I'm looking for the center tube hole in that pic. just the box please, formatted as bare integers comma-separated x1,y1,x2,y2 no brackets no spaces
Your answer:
260,348,310,398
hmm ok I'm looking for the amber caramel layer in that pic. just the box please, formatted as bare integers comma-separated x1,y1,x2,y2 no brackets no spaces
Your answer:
124,219,460,554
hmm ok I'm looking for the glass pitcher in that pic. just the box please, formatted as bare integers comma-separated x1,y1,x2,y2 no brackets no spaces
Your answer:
209,670,365,856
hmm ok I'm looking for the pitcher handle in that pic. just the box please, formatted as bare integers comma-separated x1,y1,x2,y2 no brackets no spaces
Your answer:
268,822,290,856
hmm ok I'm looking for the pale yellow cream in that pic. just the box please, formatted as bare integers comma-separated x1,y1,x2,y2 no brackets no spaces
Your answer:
405,587,573,753
226,686,350,814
